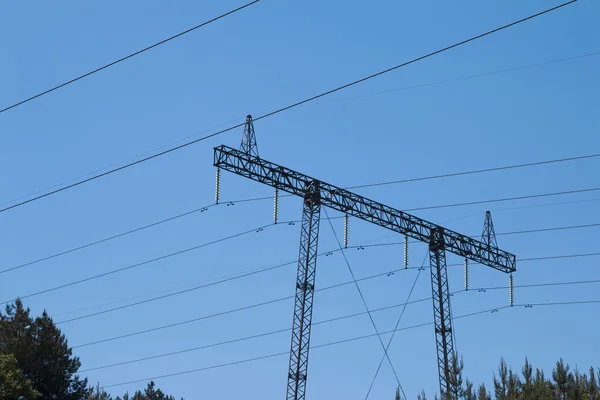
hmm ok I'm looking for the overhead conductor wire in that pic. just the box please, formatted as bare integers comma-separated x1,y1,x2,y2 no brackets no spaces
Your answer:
0,1,261,115
72,277,600,351
0,0,578,215
323,208,407,400
0,221,287,305
365,247,428,399
4,181,598,279
79,292,600,373
100,300,599,389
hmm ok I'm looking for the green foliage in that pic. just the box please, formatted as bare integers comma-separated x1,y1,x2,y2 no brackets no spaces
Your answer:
116,381,181,400
0,300,182,400
87,381,182,400
410,356,600,400
0,353,40,400
0,299,88,399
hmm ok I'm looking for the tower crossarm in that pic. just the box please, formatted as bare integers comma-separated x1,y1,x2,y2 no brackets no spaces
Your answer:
214,145,516,273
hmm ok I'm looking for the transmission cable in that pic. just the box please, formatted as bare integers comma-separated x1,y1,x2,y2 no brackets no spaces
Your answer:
357,221,600,250
44,241,600,326
0,0,577,215
101,299,597,389
226,185,600,213
4,215,595,317
0,1,261,115
317,52,600,106
7,51,597,211
5,182,596,278
70,272,600,350
365,251,428,400
347,154,600,190
0,221,285,305
324,208,406,399
69,262,434,347
0,203,216,275
84,294,600,374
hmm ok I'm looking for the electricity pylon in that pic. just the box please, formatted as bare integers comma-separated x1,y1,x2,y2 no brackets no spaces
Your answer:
214,117,516,399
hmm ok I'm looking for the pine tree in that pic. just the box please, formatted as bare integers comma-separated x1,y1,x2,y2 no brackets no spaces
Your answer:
119,382,180,400
521,358,534,399
88,384,112,400
493,358,510,400
476,383,491,400
553,359,571,400
396,387,403,400
0,353,40,399
408,357,599,400
0,299,89,399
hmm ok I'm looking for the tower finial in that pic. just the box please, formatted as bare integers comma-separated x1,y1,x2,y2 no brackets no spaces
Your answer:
240,114,259,157
481,210,498,249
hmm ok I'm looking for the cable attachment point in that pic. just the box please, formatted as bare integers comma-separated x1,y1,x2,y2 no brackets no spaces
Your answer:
274,188,279,224
344,214,349,248
215,167,221,205
464,258,469,291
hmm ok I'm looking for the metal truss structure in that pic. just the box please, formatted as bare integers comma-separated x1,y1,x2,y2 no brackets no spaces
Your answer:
240,114,259,158
214,123,516,399
286,181,321,400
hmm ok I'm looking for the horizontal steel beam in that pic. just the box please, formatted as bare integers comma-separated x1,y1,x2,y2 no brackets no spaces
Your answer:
214,145,516,273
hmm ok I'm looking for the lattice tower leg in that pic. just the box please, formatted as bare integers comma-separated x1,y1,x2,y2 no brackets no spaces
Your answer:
286,181,321,400
429,227,456,400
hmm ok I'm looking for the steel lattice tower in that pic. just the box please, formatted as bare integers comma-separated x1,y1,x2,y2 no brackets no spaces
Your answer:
286,181,321,400
215,121,516,399
429,227,454,397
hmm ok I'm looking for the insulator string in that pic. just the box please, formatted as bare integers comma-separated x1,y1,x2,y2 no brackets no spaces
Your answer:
344,215,349,248
274,188,279,224
215,168,221,205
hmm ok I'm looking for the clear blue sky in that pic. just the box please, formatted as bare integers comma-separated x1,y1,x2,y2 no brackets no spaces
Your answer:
1,1,599,399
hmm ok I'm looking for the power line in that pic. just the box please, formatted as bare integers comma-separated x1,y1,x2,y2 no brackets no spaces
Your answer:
70,269,600,350
0,115,248,209
404,187,600,212
101,299,597,389
1,221,283,305
6,177,596,278
13,186,600,279
47,240,600,326
346,154,600,190
0,1,261,115
70,267,432,348
355,222,600,250
224,185,600,214
519,252,600,262
475,279,600,291
75,297,470,372
0,0,577,215
80,295,437,372
56,258,298,325
323,208,406,399
7,220,595,322
0,204,216,275
365,251,428,400
316,51,600,106
497,223,600,236
7,50,597,212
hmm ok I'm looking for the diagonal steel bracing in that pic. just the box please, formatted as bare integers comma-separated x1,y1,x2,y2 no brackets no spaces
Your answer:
214,143,516,399
429,227,454,398
286,181,321,400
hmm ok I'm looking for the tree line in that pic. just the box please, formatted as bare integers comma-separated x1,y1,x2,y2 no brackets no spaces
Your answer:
0,299,181,400
2,298,597,400
394,355,600,400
